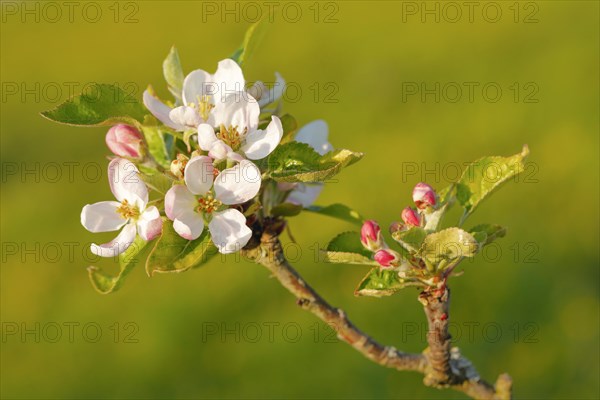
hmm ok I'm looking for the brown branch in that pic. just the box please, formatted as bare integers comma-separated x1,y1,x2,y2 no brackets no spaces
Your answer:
242,224,513,399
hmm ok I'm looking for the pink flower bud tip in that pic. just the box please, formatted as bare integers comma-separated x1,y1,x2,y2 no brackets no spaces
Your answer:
401,207,421,227
106,124,143,159
412,182,436,209
361,220,382,251
374,249,399,268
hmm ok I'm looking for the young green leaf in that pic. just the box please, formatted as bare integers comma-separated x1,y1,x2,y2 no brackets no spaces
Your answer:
355,267,420,297
145,220,217,275
230,19,268,67
457,145,529,224
305,203,364,226
469,224,507,247
423,184,455,231
163,46,184,100
87,235,148,294
279,114,299,144
41,84,147,127
141,125,171,169
270,202,303,217
322,232,378,266
392,227,427,253
138,170,175,195
418,227,478,271
268,142,363,182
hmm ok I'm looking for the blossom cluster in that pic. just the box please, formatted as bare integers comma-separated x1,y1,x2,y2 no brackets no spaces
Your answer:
360,182,437,268
81,59,332,256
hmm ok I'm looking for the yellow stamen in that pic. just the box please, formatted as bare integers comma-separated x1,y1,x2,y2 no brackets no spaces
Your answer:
197,194,222,214
117,199,140,220
217,124,246,151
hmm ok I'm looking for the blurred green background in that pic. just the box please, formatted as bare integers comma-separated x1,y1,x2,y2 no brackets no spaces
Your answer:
1,1,598,398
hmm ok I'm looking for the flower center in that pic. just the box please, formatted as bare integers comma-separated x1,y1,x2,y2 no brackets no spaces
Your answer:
196,95,214,121
217,124,246,151
197,194,222,214
117,199,140,220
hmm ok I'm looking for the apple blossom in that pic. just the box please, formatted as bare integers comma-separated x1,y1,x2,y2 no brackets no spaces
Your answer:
401,207,421,227
247,72,286,108
374,249,400,268
164,156,261,254
143,59,245,131
170,153,190,180
80,158,163,257
360,220,383,251
412,182,436,209
197,93,283,161
105,124,144,159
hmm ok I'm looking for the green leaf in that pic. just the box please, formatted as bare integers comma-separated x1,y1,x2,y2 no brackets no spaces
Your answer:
469,224,507,247
138,171,175,195
230,19,268,67
146,219,217,275
423,184,455,231
322,232,378,266
141,125,171,169
268,142,363,182
41,83,147,127
392,227,427,253
163,46,184,100
457,145,529,223
280,114,298,144
87,235,148,294
271,202,303,217
355,267,418,297
305,203,364,226
418,228,478,271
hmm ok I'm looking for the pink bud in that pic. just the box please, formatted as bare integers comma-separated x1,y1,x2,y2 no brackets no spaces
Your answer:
412,182,436,209
374,249,399,268
401,207,421,227
105,124,143,159
361,220,382,251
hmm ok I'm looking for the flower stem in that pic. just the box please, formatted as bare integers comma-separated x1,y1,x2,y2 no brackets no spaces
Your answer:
242,221,513,399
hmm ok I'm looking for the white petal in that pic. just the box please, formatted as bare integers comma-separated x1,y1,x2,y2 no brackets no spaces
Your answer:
257,72,286,107
287,183,324,207
214,160,261,205
208,141,233,161
80,201,125,233
295,120,333,155
137,206,163,241
90,223,137,258
182,69,212,106
184,156,214,196
173,210,205,240
209,209,252,254
108,158,148,208
212,59,246,104
165,184,197,220
169,106,202,127
242,115,283,160
197,124,219,151
143,90,184,131
212,93,259,131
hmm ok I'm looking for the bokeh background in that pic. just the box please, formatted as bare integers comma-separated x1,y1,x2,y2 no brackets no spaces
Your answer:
1,1,598,398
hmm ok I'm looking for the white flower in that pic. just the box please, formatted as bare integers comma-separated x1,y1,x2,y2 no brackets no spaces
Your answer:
247,72,286,108
286,120,333,207
81,158,163,257
164,156,261,254
197,93,283,161
143,59,245,131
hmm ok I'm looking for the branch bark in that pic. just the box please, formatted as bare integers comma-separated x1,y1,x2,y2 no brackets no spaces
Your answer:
242,225,513,399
